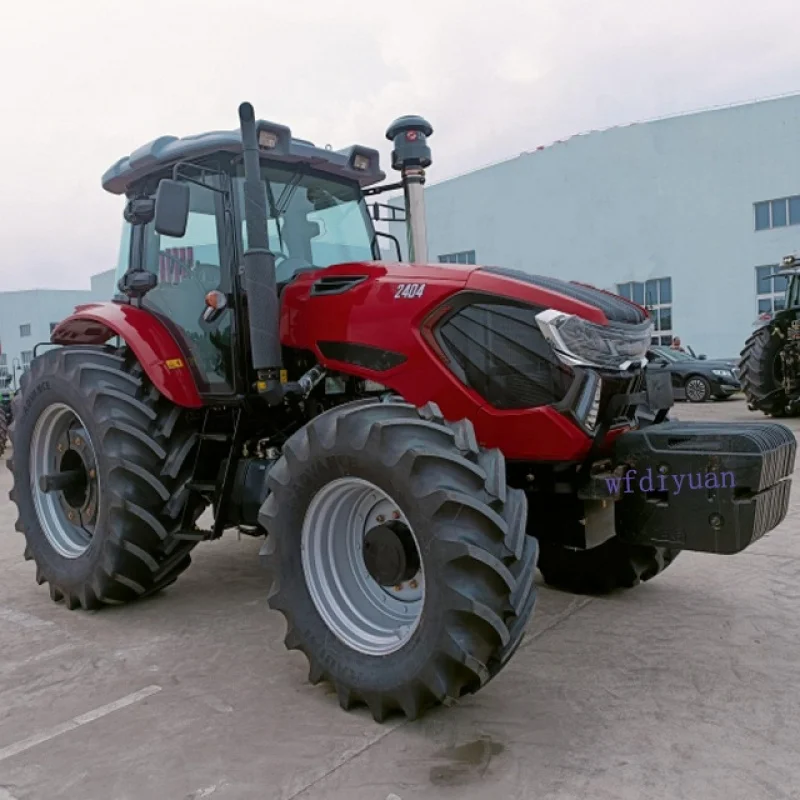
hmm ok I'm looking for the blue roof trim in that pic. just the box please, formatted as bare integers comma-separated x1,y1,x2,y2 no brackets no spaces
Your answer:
101,120,386,195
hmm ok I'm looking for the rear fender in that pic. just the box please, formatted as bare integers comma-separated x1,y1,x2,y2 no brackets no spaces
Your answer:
50,302,203,408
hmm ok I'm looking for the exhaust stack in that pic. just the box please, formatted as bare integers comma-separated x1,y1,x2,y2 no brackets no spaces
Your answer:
238,101,284,403
386,116,433,264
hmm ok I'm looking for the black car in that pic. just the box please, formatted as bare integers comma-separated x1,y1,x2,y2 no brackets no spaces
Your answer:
645,346,741,402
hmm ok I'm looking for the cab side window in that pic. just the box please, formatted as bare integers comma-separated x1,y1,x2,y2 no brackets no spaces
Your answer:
142,178,234,393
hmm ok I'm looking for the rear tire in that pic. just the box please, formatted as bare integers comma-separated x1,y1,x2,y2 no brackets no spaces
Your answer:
537,537,680,595
739,326,788,416
259,398,538,722
7,345,207,610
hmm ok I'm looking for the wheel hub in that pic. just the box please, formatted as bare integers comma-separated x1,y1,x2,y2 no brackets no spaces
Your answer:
30,404,100,559
363,521,420,586
50,430,98,522
300,477,425,656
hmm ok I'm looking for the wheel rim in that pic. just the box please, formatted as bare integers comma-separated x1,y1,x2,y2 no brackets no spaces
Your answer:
29,403,100,559
301,477,424,656
686,379,707,401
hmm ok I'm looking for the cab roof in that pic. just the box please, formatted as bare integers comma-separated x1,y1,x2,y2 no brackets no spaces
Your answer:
101,119,386,196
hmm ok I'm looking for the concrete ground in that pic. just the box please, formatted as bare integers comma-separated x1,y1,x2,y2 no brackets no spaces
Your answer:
1,396,799,800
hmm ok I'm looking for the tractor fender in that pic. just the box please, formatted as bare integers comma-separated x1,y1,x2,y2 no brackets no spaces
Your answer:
50,302,203,408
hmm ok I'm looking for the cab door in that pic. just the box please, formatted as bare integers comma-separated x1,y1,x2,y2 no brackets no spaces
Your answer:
139,174,238,398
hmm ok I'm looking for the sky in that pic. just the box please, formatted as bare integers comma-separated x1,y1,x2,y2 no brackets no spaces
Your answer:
1,0,799,292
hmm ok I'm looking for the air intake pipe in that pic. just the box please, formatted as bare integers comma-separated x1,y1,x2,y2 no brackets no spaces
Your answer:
386,116,433,264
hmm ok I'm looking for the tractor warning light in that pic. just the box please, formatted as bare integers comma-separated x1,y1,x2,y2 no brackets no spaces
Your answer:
258,130,279,149
353,154,370,171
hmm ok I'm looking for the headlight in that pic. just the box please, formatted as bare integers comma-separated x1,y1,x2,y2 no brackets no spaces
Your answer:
712,369,733,378
535,309,653,371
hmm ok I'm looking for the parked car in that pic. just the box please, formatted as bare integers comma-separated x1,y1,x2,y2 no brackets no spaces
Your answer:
645,346,741,402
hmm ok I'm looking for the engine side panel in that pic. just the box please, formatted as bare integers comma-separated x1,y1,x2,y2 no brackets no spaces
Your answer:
281,262,631,461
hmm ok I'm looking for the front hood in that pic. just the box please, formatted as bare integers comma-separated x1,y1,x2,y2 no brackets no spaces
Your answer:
478,267,647,324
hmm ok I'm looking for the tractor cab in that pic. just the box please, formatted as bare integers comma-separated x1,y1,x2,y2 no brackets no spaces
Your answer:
106,109,432,400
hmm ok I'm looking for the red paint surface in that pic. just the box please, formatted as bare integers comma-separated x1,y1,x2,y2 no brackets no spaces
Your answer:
281,262,630,461
51,302,203,408
51,263,636,458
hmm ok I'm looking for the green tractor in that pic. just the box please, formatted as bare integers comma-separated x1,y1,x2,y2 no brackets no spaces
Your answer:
740,254,800,417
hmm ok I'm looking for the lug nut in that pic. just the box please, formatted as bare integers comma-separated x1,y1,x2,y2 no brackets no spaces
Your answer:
89,469,96,479
394,584,403,591
392,510,400,519
376,515,385,523
73,438,82,447
409,579,418,589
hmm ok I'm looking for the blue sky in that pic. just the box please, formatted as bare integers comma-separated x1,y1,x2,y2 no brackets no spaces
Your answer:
1,0,798,291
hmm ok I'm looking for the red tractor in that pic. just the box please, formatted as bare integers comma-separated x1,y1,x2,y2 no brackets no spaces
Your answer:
7,102,796,722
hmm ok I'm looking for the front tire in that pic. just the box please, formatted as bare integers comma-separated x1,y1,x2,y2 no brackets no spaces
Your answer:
7,345,207,609
537,537,680,595
259,399,539,722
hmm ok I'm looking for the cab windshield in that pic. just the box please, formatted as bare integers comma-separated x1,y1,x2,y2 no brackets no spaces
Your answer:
233,166,376,284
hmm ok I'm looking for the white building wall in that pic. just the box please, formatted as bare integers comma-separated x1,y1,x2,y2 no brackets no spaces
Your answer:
391,94,800,359
0,268,115,389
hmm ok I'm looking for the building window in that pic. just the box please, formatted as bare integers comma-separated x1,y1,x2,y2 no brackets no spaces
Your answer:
19,324,31,338
755,265,788,314
21,351,33,369
49,322,59,333
438,250,476,264
0,355,6,368
617,278,673,345
754,195,800,231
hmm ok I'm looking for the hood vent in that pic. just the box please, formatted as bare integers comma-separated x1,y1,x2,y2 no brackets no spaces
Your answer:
310,275,368,296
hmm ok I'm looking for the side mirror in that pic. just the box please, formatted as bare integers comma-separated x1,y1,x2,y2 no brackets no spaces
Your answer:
154,179,190,237
698,354,707,360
